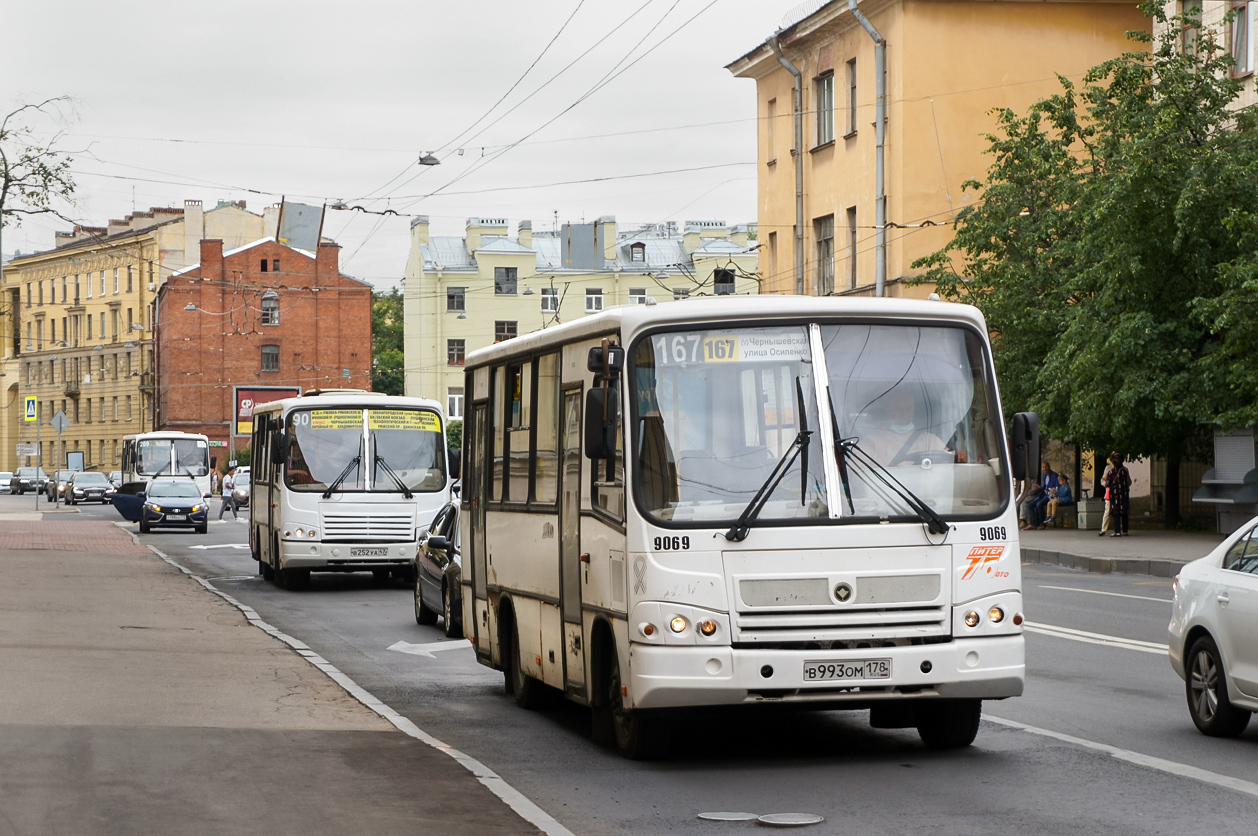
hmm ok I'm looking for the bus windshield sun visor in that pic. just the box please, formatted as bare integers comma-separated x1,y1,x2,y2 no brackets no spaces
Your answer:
841,440,949,535
724,378,812,542
321,455,361,499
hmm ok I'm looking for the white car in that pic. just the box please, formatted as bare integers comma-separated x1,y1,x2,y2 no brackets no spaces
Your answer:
1169,519,1258,737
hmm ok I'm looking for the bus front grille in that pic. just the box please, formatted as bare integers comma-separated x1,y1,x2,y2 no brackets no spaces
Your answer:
732,606,949,644
320,513,414,542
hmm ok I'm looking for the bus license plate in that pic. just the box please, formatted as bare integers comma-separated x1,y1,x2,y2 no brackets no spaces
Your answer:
166,514,187,521
351,547,389,558
803,659,891,682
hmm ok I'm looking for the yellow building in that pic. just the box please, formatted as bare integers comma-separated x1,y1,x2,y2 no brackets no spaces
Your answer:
1,200,277,472
402,216,758,417
726,0,1150,298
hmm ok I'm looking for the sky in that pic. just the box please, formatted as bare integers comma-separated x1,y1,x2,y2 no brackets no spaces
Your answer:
1,0,796,291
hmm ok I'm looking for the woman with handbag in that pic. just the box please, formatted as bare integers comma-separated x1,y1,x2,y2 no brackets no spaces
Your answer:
1105,454,1132,537
1098,455,1115,536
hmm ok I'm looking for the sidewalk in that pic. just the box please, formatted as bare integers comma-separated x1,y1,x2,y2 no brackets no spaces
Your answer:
1018,525,1227,578
0,518,540,836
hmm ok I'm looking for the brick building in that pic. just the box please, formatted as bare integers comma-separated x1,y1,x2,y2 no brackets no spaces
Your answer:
154,237,373,447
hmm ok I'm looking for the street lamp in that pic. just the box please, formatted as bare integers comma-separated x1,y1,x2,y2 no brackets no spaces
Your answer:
417,153,441,166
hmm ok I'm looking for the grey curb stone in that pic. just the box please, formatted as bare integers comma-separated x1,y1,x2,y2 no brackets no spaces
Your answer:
1021,547,1185,578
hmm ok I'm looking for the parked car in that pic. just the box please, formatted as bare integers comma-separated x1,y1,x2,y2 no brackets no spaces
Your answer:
46,470,76,503
232,470,251,508
1169,518,1258,737
66,471,116,505
139,478,209,534
0,472,12,490
108,471,123,489
10,467,48,495
414,502,462,638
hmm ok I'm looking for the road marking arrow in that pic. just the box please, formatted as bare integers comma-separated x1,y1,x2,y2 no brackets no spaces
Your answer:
388,639,471,659
189,544,250,550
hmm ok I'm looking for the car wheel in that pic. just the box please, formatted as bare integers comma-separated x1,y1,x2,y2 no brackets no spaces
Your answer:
195,523,208,535
916,699,983,750
1186,635,1252,737
414,576,438,625
443,583,461,638
139,518,150,534
507,618,546,710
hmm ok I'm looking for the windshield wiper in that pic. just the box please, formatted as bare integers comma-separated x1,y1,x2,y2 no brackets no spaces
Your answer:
321,455,361,499
841,440,949,535
373,455,414,499
826,387,855,515
724,379,812,542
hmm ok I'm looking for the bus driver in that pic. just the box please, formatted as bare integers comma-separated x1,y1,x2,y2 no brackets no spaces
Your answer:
860,387,966,466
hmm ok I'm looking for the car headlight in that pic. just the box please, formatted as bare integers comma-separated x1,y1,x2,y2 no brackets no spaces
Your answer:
191,504,205,513
150,504,163,513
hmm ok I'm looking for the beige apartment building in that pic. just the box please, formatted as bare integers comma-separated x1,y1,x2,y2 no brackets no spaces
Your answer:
1158,1,1258,109
0,200,277,472
727,0,1149,298
402,216,758,417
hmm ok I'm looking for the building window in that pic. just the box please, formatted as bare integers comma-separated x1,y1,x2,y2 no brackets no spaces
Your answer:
261,292,280,325
112,396,119,421
261,259,268,273
74,274,80,303
629,288,647,305
261,345,280,372
62,275,68,303
540,287,558,313
766,97,777,162
629,242,645,262
1233,1,1253,75
494,266,518,295
815,214,835,295
127,395,133,421
86,399,92,424
111,310,119,341
126,265,134,293
447,339,466,366
26,282,31,307
714,269,735,295
585,288,603,313
127,308,133,332
100,271,106,297
674,288,690,300
272,259,280,273
112,354,119,380
494,321,518,343
447,286,466,312
846,206,859,289
845,59,858,136
100,312,105,338
815,72,834,146
447,387,465,420
38,280,44,305
87,315,92,340
113,268,120,294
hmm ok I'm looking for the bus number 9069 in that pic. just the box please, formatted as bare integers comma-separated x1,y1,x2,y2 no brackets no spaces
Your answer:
653,536,690,551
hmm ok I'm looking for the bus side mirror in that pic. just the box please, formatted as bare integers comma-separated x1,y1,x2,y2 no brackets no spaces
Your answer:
448,449,462,480
1010,412,1040,480
584,388,618,459
270,432,286,465
587,345,624,376
210,456,217,471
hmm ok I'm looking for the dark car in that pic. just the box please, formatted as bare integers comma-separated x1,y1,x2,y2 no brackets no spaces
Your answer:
10,467,48,495
232,470,250,508
414,502,462,638
46,470,75,503
66,471,116,505
140,478,209,534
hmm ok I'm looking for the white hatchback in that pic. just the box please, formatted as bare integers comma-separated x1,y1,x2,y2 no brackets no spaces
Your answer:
1169,520,1258,737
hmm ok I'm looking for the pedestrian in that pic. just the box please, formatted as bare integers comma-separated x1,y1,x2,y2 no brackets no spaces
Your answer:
1015,476,1040,529
210,469,220,496
1098,455,1115,536
1044,474,1073,524
1025,460,1059,530
1105,453,1132,537
218,466,239,520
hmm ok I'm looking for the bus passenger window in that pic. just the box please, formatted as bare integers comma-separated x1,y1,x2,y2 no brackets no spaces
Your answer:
534,354,560,504
592,377,625,521
491,366,506,502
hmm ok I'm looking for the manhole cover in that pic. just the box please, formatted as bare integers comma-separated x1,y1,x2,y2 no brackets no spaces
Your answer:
698,812,759,822
758,813,825,827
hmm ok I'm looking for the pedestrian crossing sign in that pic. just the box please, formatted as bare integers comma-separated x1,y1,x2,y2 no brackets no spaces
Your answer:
24,397,36,423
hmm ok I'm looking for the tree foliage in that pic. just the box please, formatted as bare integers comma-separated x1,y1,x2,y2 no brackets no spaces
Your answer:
914,3,1258,521
0,98,77,231
372,287,404,395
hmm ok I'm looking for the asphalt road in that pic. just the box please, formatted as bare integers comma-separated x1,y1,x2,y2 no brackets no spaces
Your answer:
51,498,1258,834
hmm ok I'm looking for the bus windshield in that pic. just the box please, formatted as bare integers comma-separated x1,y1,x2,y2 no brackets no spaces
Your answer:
631,322,1006,525
285,407,446,493
137,438,209,477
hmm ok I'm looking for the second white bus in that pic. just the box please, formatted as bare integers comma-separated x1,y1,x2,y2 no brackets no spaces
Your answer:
121,431,213,497
249,390,453,589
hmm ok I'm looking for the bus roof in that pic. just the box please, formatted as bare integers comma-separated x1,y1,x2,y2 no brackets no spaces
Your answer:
123,431,210,442
251,392,445,415
464,294,989,369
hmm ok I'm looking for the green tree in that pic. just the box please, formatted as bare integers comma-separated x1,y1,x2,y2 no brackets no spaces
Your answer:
914,3,1258,525
1,98,77,272
372,287,404,395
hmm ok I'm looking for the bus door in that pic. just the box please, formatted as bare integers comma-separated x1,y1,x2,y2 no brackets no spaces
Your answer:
559,387,586,697
468,402,492,662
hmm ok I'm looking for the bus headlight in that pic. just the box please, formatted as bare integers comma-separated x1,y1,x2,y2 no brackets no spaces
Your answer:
669,616,688,634
699,620,718,637
988,606,1005,624
964,610,981,628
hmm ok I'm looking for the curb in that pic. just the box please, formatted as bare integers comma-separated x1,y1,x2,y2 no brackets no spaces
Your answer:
1021,547,1185,578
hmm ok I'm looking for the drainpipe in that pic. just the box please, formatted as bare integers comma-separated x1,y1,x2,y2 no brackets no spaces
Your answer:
848,0,886,297
767,35,805,296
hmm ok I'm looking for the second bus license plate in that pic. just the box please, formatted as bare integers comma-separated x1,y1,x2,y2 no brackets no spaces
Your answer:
803,659,891,682
351,546,389,558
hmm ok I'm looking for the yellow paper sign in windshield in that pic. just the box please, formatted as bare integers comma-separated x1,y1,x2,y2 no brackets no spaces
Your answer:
309,409,363,430
368,410,442,432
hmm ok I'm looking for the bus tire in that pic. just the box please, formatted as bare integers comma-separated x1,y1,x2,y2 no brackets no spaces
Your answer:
601,642,671,760
915,699,982,750
279,567,310,591
414,577,438,625
502,608,544,709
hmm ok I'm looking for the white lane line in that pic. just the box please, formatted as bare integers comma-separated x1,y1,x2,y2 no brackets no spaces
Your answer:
1039,585,1171,604
388,639,472,659
1024,621,1168,655
141,541,575,836
985,715,1258,800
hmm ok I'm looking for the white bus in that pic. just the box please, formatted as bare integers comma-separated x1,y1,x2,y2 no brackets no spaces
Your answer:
121,431,213,497
460,295,1037,759
249,390,453,590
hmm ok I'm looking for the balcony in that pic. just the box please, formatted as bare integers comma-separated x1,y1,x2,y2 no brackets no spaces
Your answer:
139,372,154,391
64,381,80,398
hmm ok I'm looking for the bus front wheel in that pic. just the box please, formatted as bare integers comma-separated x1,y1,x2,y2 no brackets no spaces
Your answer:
593,641,672,760
915,698,982,750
